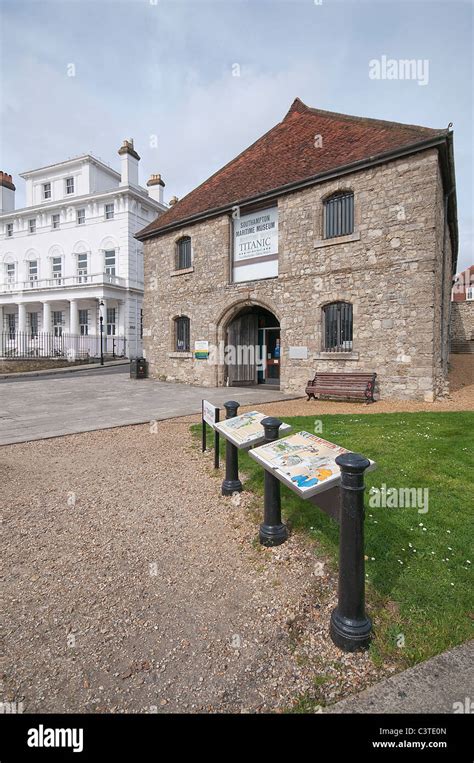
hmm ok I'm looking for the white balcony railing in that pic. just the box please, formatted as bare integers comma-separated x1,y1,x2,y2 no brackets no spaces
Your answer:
0,272,143,294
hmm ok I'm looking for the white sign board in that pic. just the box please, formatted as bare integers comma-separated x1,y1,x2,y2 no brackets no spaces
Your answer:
194,340,209,359
233,207,278,283
289,346,308,360
249,431,376,499
202,400,218,426
214,410,291,450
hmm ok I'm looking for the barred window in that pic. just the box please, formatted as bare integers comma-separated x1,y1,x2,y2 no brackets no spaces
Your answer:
175,316,190,352
323,302,353,352
324,191,354,239
176,237,191,270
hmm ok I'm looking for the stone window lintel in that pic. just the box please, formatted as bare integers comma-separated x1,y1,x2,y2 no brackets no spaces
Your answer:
168,351,193,359
315,351,360,361
170,267,194,277
314,231,361,249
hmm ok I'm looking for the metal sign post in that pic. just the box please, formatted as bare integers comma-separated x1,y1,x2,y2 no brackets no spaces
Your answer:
221,401,242,496
259,417,288,547
213,408,220,470
201,399,207,453
249,431,375,652
214,409,292,498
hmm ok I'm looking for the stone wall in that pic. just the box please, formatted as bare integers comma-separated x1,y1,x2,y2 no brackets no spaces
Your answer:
450,302,474,342
0,358,92,374
143,149,452,401
431,163,454,398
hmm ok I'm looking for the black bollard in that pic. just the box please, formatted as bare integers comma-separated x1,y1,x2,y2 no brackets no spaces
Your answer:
221,401,242,496
259,417,288,547
330,452,372,652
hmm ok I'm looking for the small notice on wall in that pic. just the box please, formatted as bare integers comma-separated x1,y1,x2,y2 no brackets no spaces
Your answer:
289,346,308,360
194,341,209,359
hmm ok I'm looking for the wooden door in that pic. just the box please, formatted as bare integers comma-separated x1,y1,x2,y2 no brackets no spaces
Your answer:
227,313,258,385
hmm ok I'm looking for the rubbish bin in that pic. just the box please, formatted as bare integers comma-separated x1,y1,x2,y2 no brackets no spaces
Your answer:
130,357,148,379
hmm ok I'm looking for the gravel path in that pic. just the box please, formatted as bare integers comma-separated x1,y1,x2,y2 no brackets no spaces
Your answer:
2,356,470,713
2,421,389,714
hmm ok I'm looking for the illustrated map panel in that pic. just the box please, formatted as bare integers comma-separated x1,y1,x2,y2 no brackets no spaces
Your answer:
249,430,376,498
213,411,291,449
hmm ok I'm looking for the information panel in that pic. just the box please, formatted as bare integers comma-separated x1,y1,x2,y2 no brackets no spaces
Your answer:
232,207,278,283
194,341,209,359
202,400,218,426
249,431,376,498
214,410,291,449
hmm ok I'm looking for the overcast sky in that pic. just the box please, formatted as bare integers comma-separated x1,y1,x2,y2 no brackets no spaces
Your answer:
0,0,472,270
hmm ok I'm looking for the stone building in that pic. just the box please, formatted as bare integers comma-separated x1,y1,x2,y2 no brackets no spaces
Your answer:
450,265,474,353
137,99,458,400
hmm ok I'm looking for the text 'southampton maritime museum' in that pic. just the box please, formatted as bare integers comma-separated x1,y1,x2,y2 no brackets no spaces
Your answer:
136,98,458,401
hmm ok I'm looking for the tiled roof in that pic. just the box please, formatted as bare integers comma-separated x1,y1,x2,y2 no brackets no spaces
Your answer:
138,98,448,239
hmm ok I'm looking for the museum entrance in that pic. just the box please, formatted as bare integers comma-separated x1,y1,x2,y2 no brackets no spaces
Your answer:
225,306,280,388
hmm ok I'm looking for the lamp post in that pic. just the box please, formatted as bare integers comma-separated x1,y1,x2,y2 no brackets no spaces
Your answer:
99,299,104,366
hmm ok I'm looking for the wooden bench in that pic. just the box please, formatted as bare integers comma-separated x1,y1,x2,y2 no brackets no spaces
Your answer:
305,372,377,403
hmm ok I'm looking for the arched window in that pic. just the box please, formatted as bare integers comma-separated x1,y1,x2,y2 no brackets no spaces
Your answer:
176,236,191,270
175,316,190,352
323,302,353,352
324,191,354,239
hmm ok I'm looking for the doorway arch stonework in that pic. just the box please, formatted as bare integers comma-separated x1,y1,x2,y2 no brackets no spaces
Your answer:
215,298,281,387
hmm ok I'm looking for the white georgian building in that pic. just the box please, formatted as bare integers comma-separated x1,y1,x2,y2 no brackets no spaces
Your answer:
0,139,166,359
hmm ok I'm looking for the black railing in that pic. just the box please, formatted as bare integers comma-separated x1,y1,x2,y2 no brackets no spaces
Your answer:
0,332,126,360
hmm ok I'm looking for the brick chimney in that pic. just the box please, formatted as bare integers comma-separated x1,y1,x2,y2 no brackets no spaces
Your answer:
146,173,165,204
0,171,16,212
118,138,140,187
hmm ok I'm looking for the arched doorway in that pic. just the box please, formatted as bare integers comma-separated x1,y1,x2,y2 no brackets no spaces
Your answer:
224,305,280,388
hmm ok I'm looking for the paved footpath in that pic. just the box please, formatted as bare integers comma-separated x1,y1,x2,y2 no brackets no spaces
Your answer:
0,366,297,445
327,640,474,714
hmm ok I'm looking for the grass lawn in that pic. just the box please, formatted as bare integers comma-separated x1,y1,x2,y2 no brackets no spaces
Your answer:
196,411,473,669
